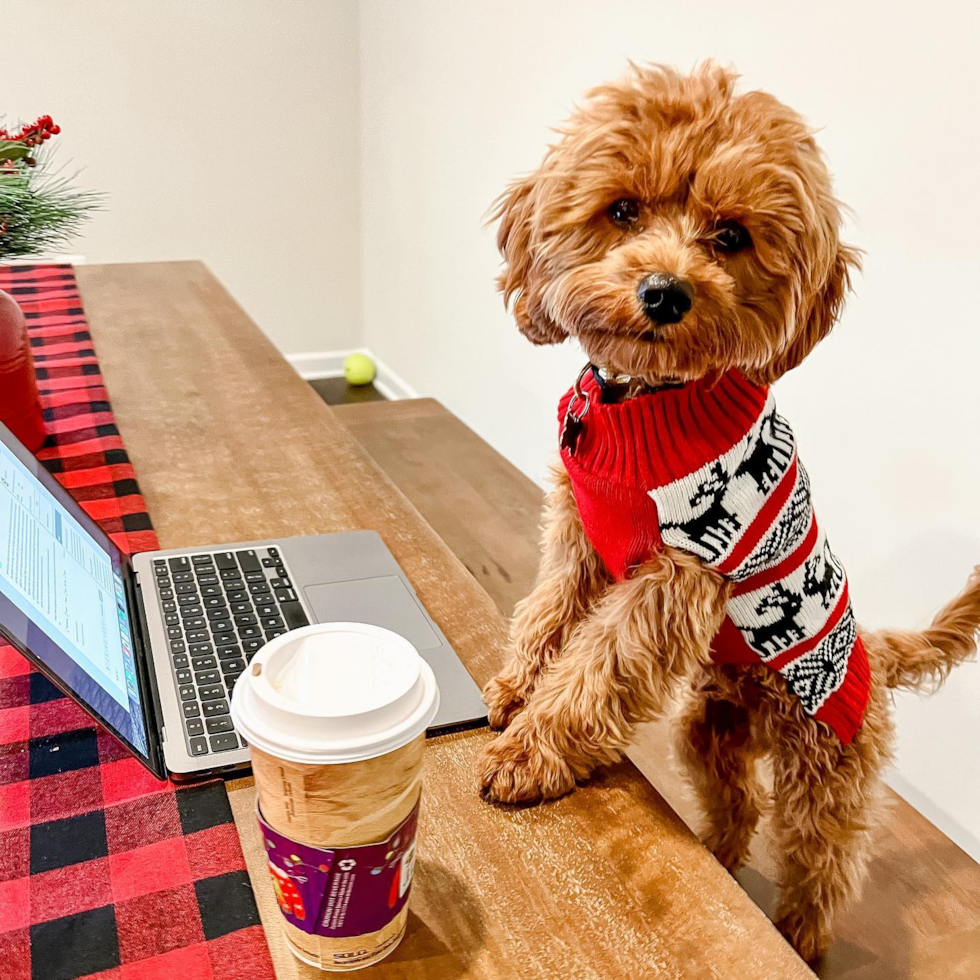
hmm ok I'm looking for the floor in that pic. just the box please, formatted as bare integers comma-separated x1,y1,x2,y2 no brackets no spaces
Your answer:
308,376,385,406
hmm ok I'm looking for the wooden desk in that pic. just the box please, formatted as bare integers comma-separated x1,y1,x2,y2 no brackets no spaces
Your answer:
76,261,811,980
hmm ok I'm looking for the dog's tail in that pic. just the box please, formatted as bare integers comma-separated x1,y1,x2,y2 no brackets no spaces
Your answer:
864,566,980,691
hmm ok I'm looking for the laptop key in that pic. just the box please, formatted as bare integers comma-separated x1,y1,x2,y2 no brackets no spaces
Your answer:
270,578,291,590
185,617,206,630
200,584,222,598
199,685,225,701
154,563,168,575
192,655,217,670
213,631,236,646
176,668,192,685
215,552,237,570
235,613,257,627
173,654,189,669
187,629,209,643
219,567,242,581
261,616,285,630
249,582,272,596
279,601,309,630
244,571,265,583
261,557,276,568
225,589,248,603
189,642,214,656
206,716,234,734
165,613,180,626
236,550,262,572
172,571,194,583
242,638,265,655
222,580,245,594
196,573,219,586
182,701,201,718
203,699,230,717
266,629,287,640
170,639,186,653
276,588,297,603
209,732,239,752
159,589,174,600
180,605,203,619
190,736,209,756
225,671,243,693
175,582,198,595
220,657,246,674
195,669,221,685
206,607,230,622
169,557,191,572
211,619,233,633
255,603,277,617
217,644,242,660
178,593,201,605
162,600,177,613
239,625,261,640
167,626,183,640
192,554,213,565
179,684,196,701
186,718,204,736
204,596,226,609
230,601,253,615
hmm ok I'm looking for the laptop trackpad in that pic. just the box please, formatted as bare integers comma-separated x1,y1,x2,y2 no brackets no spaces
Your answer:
304,577,442,651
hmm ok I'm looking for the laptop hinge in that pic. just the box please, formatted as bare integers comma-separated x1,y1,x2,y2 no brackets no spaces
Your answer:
126,567,169,777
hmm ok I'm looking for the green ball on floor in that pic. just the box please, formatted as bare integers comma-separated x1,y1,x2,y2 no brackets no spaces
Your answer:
344,353,376,386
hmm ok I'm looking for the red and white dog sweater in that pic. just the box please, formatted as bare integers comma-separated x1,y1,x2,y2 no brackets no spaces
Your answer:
558,367,870,743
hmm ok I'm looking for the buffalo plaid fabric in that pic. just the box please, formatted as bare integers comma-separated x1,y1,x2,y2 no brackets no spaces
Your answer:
0,265,274,980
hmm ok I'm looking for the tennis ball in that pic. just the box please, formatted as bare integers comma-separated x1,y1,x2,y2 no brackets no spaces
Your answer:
343,353,376,386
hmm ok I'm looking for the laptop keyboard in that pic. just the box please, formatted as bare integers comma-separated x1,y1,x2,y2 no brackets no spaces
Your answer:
151,546,309,758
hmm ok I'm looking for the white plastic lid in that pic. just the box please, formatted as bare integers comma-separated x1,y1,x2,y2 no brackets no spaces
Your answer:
230,622,440,765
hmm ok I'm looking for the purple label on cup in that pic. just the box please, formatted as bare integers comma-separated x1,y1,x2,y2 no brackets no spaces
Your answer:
257,801,420,938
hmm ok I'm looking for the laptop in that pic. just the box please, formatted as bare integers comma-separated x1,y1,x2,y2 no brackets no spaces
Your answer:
0,422,487,780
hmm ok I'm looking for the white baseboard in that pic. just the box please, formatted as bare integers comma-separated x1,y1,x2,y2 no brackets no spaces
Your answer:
286,348,419,401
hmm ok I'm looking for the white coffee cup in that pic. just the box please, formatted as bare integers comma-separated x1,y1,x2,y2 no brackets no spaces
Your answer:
231,623,439,972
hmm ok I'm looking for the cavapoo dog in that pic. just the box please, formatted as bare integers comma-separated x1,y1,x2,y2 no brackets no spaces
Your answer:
477,63,980,960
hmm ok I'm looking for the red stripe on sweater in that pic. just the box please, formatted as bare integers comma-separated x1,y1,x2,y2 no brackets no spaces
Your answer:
767,583,850,671
717,454,799,575
732,510,819,597
813,636,870,744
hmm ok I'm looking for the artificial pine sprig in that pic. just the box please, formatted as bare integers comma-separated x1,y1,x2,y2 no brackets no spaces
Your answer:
0,116,100,259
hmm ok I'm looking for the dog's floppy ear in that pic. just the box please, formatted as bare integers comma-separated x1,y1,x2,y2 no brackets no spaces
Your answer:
492,175,565,345
759,243,861,382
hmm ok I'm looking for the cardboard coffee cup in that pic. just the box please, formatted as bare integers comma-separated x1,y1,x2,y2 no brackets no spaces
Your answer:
231,623,440,971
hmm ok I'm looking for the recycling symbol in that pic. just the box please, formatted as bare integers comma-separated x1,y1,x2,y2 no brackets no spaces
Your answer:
338,858,356,871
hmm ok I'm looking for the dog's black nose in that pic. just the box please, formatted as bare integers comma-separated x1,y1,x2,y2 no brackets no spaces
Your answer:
637,273,694,325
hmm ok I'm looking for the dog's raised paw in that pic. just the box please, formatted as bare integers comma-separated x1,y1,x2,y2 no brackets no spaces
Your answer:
477,727,574,804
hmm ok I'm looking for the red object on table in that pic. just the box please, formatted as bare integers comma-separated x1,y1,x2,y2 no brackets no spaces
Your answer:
0,287,46,451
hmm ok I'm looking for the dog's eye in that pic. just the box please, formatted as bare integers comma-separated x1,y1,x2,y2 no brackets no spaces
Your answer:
608,198,640,226
714,220,752,253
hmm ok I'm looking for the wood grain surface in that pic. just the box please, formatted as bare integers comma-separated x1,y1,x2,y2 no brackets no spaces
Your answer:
334,397,980,979
77,260,811,979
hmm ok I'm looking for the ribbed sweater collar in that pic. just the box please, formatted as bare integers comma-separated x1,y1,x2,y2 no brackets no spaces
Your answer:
561,369,769,489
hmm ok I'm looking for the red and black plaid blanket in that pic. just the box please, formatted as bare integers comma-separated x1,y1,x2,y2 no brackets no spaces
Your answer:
0,265,274,980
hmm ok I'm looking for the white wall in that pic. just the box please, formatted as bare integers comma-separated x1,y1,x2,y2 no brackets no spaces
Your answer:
359,0,980,857
5,0,362,354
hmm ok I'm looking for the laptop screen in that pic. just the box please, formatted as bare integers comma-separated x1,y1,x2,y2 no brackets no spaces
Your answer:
0,431,150,760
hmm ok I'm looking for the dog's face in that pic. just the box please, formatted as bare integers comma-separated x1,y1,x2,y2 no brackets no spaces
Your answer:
494,65,859,384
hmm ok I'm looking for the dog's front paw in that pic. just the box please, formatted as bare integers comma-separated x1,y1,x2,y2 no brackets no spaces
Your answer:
482,673,528,730
477,722,575,804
